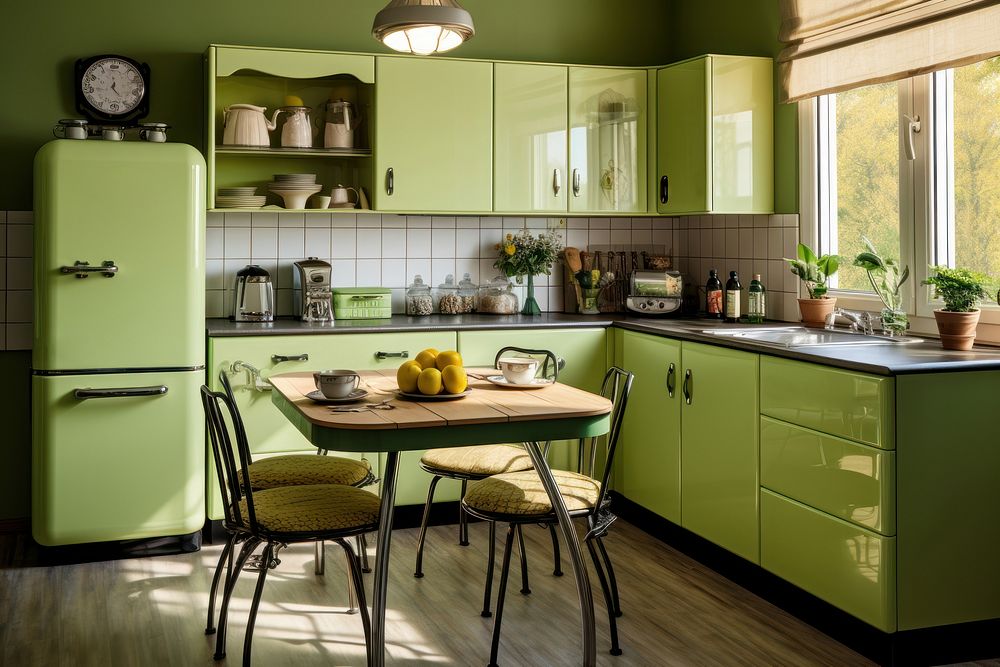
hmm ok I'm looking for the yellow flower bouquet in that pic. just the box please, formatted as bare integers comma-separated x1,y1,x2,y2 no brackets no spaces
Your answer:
493,228,563,315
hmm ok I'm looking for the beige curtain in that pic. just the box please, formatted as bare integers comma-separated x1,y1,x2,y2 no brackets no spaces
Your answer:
778,0,1000,102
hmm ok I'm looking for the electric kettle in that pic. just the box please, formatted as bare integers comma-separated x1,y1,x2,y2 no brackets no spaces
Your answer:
232,264,274,322
324,99,361,149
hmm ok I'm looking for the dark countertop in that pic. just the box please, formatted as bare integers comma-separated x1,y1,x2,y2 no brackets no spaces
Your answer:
206,315,1000,376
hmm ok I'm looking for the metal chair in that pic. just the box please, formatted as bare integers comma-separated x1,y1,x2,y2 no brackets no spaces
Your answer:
462,366,634,665
204,371,376,639
412,347,564,617
202,385,380,666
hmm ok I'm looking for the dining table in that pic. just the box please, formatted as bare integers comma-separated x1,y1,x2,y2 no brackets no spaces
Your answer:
269,368,613,667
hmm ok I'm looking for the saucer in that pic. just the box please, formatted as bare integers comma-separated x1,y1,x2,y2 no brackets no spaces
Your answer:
485,375,553,389
305,388,368,403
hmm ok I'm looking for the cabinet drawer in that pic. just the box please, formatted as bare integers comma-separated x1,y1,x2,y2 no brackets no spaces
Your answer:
214,46,375,81
761,489,896,632
760,357,894,449
761,417,894,535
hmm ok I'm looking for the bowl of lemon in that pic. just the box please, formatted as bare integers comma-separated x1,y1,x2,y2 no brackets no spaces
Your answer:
395,348,470,400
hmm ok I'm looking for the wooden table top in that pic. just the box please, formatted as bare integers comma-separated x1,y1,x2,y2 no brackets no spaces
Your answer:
268,369,613,432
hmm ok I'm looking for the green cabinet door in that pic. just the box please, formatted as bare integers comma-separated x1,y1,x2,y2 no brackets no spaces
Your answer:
494,63,568,212
618,331,681,523
375,56,492,212
568,67,647,213
680,341,759,562
657,58,709,214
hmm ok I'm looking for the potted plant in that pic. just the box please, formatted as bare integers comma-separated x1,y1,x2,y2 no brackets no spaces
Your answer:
921,266,993,350
853,237,909,336
494,228,563,316
783,243,842,325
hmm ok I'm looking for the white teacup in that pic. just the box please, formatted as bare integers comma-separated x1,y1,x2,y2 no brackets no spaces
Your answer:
497,357,539,385
313,369,360,398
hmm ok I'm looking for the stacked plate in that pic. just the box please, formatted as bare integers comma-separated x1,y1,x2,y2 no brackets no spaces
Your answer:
216,187,266,208
268,173,322,209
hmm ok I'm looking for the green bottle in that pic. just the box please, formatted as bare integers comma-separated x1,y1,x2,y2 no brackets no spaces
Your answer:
748,274,766,324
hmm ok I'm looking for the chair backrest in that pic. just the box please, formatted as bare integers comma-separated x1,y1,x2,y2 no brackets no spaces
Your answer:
201,385,259,532
219,370,254,465
493,346,563,381
578,366,634,515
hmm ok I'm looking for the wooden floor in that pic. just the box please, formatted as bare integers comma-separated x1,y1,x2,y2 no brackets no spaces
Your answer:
0,520,876,666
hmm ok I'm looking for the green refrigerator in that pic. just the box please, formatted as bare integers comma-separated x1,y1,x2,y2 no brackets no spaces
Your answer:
32,139,206,546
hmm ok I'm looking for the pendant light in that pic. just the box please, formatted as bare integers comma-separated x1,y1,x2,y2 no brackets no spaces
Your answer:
372,0,476,56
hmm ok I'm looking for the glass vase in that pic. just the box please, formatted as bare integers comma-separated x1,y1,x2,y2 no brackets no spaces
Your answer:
521,274,541,316
880,307,908,336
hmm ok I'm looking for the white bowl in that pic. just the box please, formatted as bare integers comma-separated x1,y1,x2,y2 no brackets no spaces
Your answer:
271,185,321,209
497,356,539,385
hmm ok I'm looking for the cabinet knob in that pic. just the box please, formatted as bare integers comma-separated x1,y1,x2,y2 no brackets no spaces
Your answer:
386,167,394,195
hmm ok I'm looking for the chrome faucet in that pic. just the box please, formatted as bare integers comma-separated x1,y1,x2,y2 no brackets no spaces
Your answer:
824,308,875,335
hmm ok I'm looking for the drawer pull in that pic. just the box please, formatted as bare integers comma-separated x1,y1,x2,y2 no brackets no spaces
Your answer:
683,369,692,405
375,351,409,360
665,362,675,398
74,385,167,400
272,353,309,363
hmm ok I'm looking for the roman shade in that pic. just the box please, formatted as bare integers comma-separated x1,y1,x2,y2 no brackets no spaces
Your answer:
778,0,1000,103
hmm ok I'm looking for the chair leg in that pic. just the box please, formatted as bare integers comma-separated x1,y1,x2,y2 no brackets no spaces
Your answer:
215,537,260,661
206,532,237,635
314,540,325,575
338,538,372,664
242,542,274,667
515,524,530,595
481,520,496,618
458,479,470,546
488,523,517,667
596,536,622,618
414,475,442,578
357,533,371,573
586,538,622,656
547,524,563,577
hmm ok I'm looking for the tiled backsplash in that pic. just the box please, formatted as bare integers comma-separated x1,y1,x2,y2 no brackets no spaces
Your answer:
0,210,799,350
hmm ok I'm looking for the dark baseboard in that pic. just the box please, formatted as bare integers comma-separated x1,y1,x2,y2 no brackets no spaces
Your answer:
609,491,1000,666
0,518,29,534
20,531,201,566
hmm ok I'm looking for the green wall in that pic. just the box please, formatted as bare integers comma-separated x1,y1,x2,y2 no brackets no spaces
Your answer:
667,0,798,213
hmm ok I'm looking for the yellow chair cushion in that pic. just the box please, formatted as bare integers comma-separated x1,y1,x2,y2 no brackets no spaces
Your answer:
239,455,372,489
463,470,601,517
239,484,380,534
420,445,533,476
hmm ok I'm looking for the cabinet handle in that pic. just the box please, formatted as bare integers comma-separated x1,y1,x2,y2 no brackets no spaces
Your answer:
553,168,561,196
660,175,669,204
74,385,168,400
386,167,394,195
572,168,581,197
375,350,409,360
61,260,118,279
271,353,309,363
682,369,692,405
665,362,675,398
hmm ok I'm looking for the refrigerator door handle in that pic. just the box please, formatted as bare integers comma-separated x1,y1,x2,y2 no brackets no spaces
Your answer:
61,260,118,278
73,385,168,400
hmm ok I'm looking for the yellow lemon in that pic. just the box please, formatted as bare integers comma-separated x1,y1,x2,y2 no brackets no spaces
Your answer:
441,365,468,394
415,348,439,370
396,360,423,393
435,350,463,371
417,368,443,396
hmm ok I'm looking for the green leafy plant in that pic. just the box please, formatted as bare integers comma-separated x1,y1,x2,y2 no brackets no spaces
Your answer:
783,243,841,298
853,237,909,311
493,228,563,282
922,265,992,312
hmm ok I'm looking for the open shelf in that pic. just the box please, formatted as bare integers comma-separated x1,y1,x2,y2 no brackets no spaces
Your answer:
215,146,372,158
209,207,369,213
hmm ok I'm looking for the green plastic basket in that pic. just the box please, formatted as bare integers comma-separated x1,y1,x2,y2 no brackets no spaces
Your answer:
332,288,393,319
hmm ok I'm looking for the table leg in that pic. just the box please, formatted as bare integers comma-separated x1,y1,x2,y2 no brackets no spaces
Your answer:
370,451,399,667
524,441,596,667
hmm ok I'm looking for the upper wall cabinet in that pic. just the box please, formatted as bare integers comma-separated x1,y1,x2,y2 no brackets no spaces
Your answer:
374,57,493,213
657,55,773,215
569,68,647,214
206,46,376,211
493,63,568,213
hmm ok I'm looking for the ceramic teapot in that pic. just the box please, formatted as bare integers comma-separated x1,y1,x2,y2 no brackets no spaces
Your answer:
222,104,280,147
329,184,359,208
277,106,316,148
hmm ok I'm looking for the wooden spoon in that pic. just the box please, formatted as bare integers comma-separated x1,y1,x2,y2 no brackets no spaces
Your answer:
564,247,583,273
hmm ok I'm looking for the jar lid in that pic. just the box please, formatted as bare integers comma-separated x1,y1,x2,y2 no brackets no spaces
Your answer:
458,273,477,293
407,275,431,294
438,274,457,290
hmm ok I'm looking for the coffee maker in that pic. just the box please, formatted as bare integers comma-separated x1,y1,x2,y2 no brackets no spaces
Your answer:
293,257,334,322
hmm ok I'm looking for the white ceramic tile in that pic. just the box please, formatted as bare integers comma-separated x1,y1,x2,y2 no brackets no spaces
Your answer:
783,228,798,259
278,227,305,259
651,229,670,247
381,258,406,288
382,228,406,258
699,228,712,257
547,285,564,312
589,229,610,247
6,324,31,350
353,213,379,228
455,258,479,285
783,214,799,228
610,227,630,246
739,214,753,228
567,217,588,230
331,213,357,228
630,217,652,230
406,216,431,229
588,217,610,230
549,227,567,248
207,212,224,228
480,228,502,256
251,227,278,258
223,259,250,299
784,262,799,292
206,259,225,290
768,228,783,260
206,228,225,259
567,229,588,250
502,216,525,230
549,260,564,286
406,229,431,258
479,216,501,229
357,228,382,258
225,212,251,227
304,227,331,258
651,217,672,230
783,292,800,322
739,229,754,259
432,228,456,258
381,214,406,229
205,290,224,318
768,214,783,228
456,229,480,259
7,211,32,224
390,288,405,314
224,227,251,258
525,217,546,229
7,290,31,322
673,230,686,257
479,258,498,281
432,258,456,286
456,216,478,229
0,224,5,258
406,258,432,284
0,259,5,291
712,229,726,259
356,259,381,286
304,212,332,228
432,216,456,228
754,228,768,259
330,259,355,287
275,288,293,317
710,215,725,229
768,259,785,292
753,214,768,228
331,227,356,259
251,211,278,228
533,285,549,311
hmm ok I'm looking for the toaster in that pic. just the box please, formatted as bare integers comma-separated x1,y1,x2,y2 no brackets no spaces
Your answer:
293,257,334,322
232,264,274,322
626,270,683,315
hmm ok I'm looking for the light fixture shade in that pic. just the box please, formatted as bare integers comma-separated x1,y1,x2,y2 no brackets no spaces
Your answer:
372,0,475,55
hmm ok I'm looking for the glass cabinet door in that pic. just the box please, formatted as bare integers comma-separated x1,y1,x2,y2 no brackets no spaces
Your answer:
568,67,647,213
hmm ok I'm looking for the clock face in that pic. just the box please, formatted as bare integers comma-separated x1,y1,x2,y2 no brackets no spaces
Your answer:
81,57,145,116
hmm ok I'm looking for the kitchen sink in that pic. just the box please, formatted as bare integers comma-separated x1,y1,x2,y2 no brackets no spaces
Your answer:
702,326,923,348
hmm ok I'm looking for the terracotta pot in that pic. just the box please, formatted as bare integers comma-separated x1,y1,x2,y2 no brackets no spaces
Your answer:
797,297,836,326
933,309,980,350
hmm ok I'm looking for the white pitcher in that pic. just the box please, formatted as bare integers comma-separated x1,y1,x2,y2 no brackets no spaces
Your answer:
277,106,316,149
222,104,280,147
324,100,361,149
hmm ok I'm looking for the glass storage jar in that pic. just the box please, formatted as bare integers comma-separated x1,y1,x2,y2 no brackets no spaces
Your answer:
405,275,434,316
477,275,519,314
456,273,478,313
435,274,459,314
